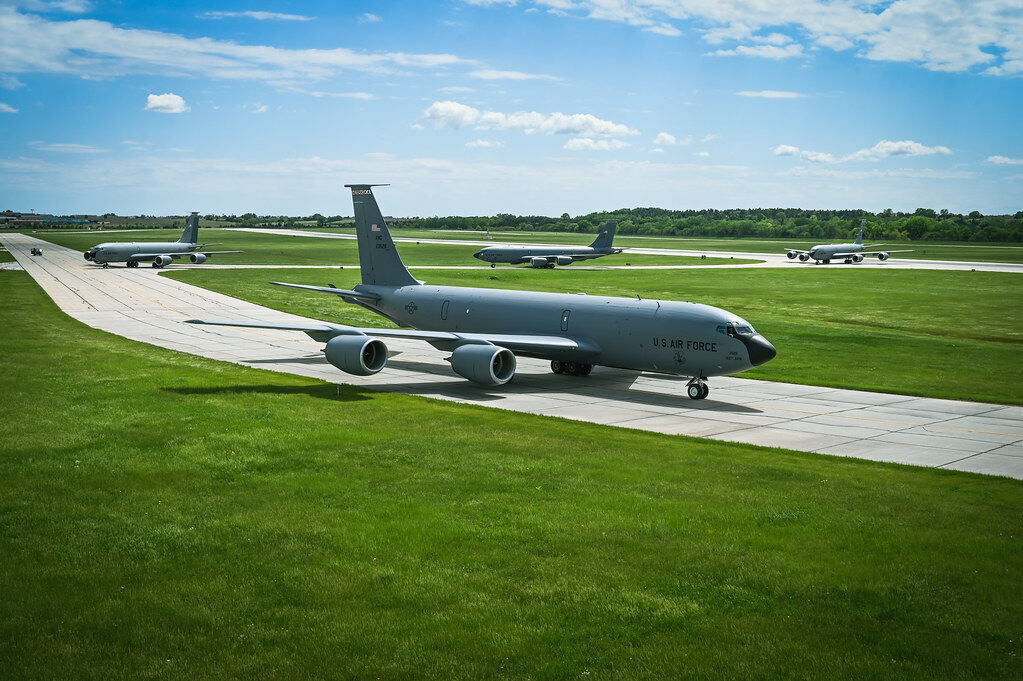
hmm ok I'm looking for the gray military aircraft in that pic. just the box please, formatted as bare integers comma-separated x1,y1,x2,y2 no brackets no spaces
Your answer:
472,221,622,268
785,219,912,264
83,212,240,268
186,185,775,399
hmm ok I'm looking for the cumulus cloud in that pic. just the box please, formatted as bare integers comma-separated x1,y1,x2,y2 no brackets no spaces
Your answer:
735,90,806,98
0,9,469,82
653,132,692,146
359,13,382,23
468,68,560,81
463,1,1023,76
422,101,638,137
774,140,951,164
986,155,1023,165
145,93,189,113
563,138,630,151
199,11,315,21
0,102,17,113
466,139,504,148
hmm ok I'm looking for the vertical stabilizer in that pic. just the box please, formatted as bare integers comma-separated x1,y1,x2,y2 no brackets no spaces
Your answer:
346,184,419,287
588,220,618,250
854,219,865,245
179,212,200,244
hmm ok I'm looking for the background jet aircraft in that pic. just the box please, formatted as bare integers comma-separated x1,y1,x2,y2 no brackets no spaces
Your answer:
785,219,912,264
188,186,774,400
83,212,241,268
473,221,622,268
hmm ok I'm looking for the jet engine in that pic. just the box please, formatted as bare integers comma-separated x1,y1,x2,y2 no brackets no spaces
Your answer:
152,255,174,268
324,334,388,376
449,344,516,386
851,254,864,263
798,253,809,262
189,253,207,264
555,256,574,266
530,257,551,268
786,251,797,259
83,250,94,261
877,252,889,261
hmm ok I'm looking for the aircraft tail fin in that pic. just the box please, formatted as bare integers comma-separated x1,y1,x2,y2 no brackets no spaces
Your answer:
588,220,618,250
345,184,419,287
178,212,200,244
854,219,865,245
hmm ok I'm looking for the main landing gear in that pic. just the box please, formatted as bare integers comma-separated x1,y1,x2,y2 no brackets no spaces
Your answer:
551,360,592,376
101,262,109,269
490,263,496,268
126,260,139,268
686,378,709,400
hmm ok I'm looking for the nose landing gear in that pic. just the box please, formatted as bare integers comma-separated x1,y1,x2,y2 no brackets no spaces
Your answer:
686,379,709,400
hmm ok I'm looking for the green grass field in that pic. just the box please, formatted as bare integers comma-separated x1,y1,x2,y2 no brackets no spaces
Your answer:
33,229,756,267
0,249,14,263
1,269,1020,680
306,226,1023,263
167,267,1023,405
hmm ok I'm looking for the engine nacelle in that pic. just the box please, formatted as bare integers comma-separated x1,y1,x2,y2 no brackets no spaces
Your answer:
877,252,889,261
152,255,174,267
449,344,516,386
555,256,574,266
529,257,551,268
324,334,388,376
851,254,864,263
189,252,207,264
798,253,809,261
786,251,797,259
83,250,94,261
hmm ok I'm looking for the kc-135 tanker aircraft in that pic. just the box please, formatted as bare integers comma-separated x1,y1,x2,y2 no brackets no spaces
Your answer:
83,212,241,268
785,219,913,264
188,185,775,399
472,220,622,268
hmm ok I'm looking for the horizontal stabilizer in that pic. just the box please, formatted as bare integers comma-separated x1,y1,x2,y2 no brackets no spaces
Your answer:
269,281,381,300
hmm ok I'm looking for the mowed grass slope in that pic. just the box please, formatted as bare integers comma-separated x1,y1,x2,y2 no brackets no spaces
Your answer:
33,229,752,267
168,267,1023,404
1,270,1021,680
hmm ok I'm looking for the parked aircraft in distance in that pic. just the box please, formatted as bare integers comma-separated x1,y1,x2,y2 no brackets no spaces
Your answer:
187,186,774,400
83,213,241,268
785,220,912,264
473,220,622,268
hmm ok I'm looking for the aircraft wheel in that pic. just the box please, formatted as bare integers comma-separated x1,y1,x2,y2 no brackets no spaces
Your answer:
699,384,709,399
578,363,592,376
551,360,564,374
687,383,704,400
565,361,579,375
102,263,108,269
823,259,830,264
151,261,160,268
490,263,495,268
844,259,852,264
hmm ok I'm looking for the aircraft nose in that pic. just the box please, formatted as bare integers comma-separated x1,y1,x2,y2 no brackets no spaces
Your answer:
473,251,483,259
745,334,777,367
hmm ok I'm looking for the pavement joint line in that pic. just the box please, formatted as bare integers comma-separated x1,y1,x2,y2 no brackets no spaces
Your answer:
741,403,1023,437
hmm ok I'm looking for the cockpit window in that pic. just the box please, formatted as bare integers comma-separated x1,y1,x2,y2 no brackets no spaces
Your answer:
718,322,754,337
736,325,753,335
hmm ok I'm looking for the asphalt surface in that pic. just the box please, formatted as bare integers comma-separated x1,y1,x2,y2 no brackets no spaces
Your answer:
4,231,1021,479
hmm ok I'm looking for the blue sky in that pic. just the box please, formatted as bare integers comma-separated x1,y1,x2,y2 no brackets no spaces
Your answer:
0,0,1021,216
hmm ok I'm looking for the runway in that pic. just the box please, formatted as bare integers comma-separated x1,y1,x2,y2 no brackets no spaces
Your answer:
232,227,1023,273
4,231,1022,479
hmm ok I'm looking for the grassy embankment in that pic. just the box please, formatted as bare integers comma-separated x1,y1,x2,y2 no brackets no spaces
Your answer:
34,229,757,267
167,267,1023,405
1,269,1021,679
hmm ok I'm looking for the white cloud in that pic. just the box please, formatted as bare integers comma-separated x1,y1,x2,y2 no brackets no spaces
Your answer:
199,11,315,21
701,134,721,142
0,74,23,89
695,151,710,157
0,9,470,82
246,102,268,114
985,155,1023,166
735,90,806,99
653,132,692,146
466,139,504,148
359,13,382,23
564,138,630,151
774,140,951,164
468,68,560,81
439,86,476,93
422,101,638,137
466,1,1023,76
145,93,189,114
290,88,376,99
643,23,681,37
28,141,106,153
708,43,803,59
0,102,17,113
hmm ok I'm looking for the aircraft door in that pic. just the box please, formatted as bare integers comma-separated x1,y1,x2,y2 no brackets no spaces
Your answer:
441,300,450,321
561,309,571,332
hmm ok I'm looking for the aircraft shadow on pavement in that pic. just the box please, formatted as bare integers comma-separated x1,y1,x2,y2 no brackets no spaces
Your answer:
243,354,329,365
165,383,373,402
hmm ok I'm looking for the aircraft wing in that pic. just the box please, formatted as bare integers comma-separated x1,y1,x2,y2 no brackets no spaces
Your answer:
269,281,381,300
131,250,242,259
861,250,914,255
783,249,810,254
185,319,588,352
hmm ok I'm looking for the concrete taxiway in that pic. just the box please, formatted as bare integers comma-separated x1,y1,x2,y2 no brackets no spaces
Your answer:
4,231,1022,480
